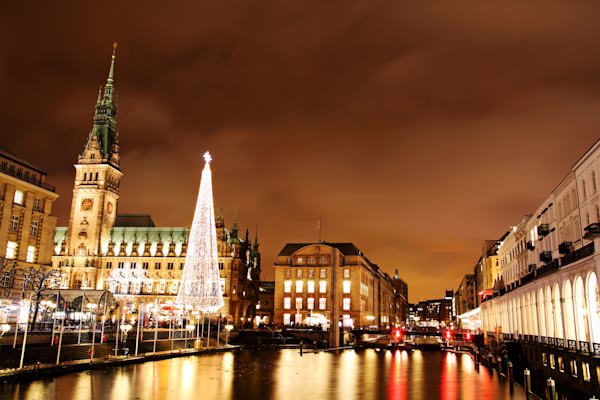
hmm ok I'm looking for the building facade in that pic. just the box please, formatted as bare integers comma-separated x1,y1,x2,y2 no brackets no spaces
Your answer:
0,148,59,301
481,139,600,396
50,45,261,324
273,242,404,331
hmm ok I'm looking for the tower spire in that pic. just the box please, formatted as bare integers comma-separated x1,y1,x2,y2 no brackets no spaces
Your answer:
103,42,117,104
107,42,117,85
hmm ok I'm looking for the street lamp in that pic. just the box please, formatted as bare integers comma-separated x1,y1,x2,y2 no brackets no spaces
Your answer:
185,324,195,349
0,324,10,349
120,324,133,356
225,324,233,346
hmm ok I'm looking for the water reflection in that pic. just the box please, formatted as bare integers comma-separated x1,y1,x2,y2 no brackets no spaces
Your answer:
1,349,528,400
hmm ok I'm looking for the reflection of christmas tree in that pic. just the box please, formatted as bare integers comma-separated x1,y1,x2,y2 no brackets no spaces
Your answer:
176,152,224,313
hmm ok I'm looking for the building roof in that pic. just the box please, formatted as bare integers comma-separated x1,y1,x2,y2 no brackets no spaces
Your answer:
114,214,156,227
277,242,361,256
0,147,46,174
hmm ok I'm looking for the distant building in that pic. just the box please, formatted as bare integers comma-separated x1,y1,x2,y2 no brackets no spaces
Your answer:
454,274,475,318
256,281,274,325
0,147,58,301
409,292,453,329
391,269,408,325
273,242,402,334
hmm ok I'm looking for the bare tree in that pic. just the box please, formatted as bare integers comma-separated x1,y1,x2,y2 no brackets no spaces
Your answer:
0,257,17,299
23,265,59,330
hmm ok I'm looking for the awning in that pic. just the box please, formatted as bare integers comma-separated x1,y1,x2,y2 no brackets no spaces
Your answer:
39,289,116,305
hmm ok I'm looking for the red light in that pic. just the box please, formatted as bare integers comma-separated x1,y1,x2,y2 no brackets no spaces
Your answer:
445,330,451,339
465,332,471,341
394,329,401,338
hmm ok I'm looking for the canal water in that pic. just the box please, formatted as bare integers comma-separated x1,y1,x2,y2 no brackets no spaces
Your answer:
2,349,529,400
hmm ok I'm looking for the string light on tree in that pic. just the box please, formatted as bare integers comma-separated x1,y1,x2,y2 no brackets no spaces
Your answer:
176,151,224,313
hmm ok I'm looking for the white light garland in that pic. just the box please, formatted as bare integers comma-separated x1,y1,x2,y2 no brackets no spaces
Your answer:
176,151,224,313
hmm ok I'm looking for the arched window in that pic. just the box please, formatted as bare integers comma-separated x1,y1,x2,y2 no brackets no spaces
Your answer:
83,172,87,181
593,171,598,193
583,179,587,200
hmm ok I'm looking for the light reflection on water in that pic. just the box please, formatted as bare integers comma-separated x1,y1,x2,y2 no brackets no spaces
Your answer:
1,349,528,400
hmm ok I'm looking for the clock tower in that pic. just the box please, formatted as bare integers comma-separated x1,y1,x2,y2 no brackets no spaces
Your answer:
67,43,122,264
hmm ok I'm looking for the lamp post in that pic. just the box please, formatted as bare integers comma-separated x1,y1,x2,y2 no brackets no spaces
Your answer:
185,324,195,350
120,323,132,357
0,324,10,350
225,324,233,346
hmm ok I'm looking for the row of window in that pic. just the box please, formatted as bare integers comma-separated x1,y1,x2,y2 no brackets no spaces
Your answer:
8,215,39,236
284,297,327,310
5,241,36,262
293,257,329,265
106,261,184,270
285,268,328,279
10,190,43,211
541,352,596,383
1,162,39,185
284,280,329,294
82,172,99,182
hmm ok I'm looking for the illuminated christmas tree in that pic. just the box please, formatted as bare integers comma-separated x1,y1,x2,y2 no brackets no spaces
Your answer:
176,151,224,313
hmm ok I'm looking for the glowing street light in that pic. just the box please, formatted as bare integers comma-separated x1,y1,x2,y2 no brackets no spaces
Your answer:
0,324,10,350
225,324,233,346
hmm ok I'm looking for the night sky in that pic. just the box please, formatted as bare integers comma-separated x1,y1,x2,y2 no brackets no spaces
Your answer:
3,2,600,302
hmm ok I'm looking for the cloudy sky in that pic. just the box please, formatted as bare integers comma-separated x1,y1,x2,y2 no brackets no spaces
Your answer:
2,1,600,302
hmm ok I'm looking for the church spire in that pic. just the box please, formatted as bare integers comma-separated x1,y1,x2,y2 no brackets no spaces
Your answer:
253,224,259,252
103,42,117,104
80,43,119,167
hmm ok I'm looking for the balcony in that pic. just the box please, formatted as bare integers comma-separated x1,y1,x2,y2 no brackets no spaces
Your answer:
558,241,573,255
538,224,550,238
539,251,552,263
583,223,600,239
561,242,595,267
526,241,535,251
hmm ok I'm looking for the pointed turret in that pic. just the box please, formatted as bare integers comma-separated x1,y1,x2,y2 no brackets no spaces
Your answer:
230,205,239,242
253,224,259,252
80,42,119,168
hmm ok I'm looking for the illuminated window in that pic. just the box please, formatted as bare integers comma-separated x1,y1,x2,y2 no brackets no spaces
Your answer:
583,362,591,381
26,246,35,262
296,297,303,310
319,298,326,310
284,297,291,309
343,281,351,293
296,269,303,278
320,268,326,278
343,298,351,310
344,269,350,278
320,257,328,265
284,268,291,278
570,360,578,377
308,269,315,278
33,197,41,211
308,257,315,264
319,280,327,293
10,215,19,231
30,220,38,236
283,313,291,325
307,297,314,310
296,280,303,293
558,356,564,372
5,241,16,259
549,354,555,369
13,190,23,205
296,257,304,265
284,280,292,293
307,280,315,293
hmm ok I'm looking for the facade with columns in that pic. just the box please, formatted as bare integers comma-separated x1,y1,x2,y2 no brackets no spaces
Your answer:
51,45,261,324
481,139,600,393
